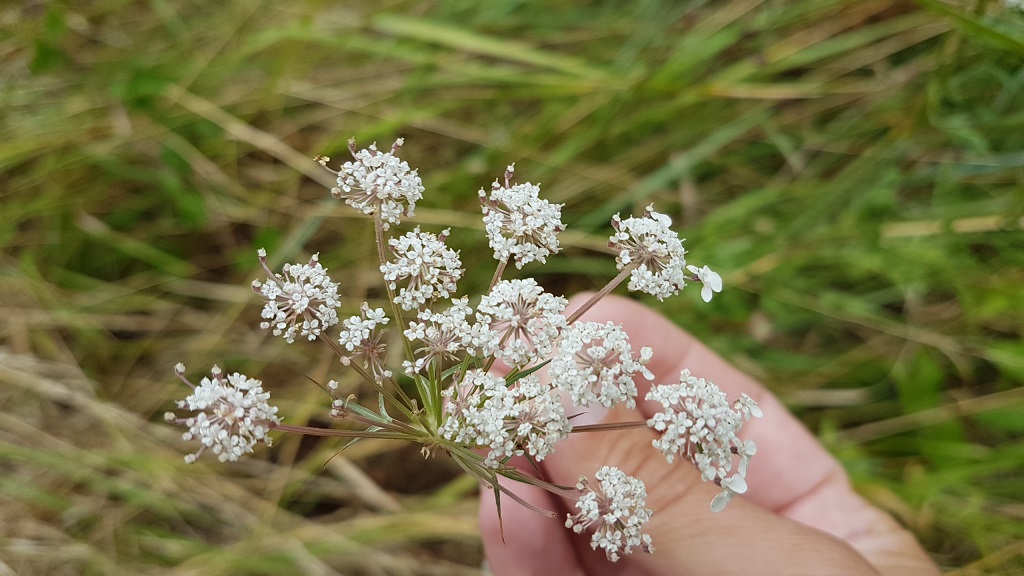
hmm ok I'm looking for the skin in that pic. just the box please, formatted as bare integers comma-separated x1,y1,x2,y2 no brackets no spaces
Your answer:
479,294,941,576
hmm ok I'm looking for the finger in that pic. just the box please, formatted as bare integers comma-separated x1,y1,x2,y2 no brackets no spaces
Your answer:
567,294,858,522
479,466,672,576
542,402,879,575
565,294,938,575
478,468,587,576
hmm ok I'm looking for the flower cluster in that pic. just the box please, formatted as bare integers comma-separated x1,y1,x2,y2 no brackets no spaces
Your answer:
549,321,653,409
168,139,751,566
337,302,392,380
567,466,654,562
609,204,689,301
252,249,341,344
438,369,569,467
477,278,568,368
480,164,565,268
381,227,463,311
165,364,280,463
330,139,424,230
404,297,492,374
646,369,762,511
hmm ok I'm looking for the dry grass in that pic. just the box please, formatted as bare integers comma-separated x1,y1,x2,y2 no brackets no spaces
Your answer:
2,0,1024,573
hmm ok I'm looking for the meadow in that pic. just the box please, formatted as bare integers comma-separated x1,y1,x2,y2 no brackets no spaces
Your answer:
2,0,1023,573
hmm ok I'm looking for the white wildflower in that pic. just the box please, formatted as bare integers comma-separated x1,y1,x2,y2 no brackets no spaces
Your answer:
608,205,688,301
566,466,654,562
549,321,653,409
480,164,565,268
165,364,280,464
403,297,497,374
476,278,568,368
686,264,723,303
331,139,424,230
438,370,569,467
337,302,391,380
646,369,762,511
507,375,571,462
252,250,341,344
381,227,463,311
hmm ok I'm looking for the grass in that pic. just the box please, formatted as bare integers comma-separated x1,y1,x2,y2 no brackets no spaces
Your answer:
2,0,1024,573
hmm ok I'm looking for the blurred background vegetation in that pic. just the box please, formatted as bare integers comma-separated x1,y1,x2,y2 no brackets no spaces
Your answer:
2,0,1024,574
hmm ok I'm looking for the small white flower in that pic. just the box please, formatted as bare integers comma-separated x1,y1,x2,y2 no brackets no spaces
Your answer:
480,164,565,268
438,370,512,466
337,302,392,381
734,393,763,419
549,321,653,409
609,205,688,301
476,279,568,368
331,139,424,230
508,375,570,462
646,369,762,511
252,250,341,344
566,466,654,562
403,297,497,374
439,370,569,467
686,264,723,303
381,227,463,311
166,365,280,463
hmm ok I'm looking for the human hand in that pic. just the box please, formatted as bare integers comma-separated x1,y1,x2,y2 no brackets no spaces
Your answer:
480,294,940,576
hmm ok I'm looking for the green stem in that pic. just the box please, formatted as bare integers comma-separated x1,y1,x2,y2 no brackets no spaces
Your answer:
272,423,414,441
374,210,416,366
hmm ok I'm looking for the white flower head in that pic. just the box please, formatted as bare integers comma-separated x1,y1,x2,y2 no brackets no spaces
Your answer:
609,205,688,301
566,466,654,562
330,139,424,230
480,164,565,268
438,370,569,467
686,264,723,303
507,375,571,462
381,227,463,311
645,369,762,511
476,278,568,368
252,250,341,344
549,321,653,409
337,302,392,381
403,297,496,374
165,364,280,463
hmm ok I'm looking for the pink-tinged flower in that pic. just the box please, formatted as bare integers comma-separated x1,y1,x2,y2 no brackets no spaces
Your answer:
337,302,391,381
480,164,565,268
252,249,341,344
609,204,688,301
403,297,497,374
165,364,280,463
438,370,569,467
549,321,653,409
381,227,463,311
476,278,568,368
566,466,654,562
331,139,424,230
646,369,762,511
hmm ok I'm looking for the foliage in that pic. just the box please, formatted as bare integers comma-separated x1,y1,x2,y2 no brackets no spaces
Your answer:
2,0,1023,573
